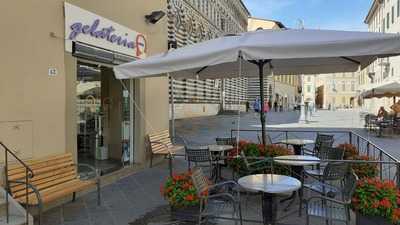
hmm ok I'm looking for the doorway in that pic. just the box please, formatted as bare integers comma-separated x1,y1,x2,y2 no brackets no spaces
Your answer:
76,62,132,175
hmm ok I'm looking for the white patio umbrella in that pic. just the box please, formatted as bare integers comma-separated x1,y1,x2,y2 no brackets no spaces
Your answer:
114,29,400,145
362,81,400,99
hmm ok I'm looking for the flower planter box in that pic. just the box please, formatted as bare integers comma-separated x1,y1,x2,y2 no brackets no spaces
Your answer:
356,212,393,225
170,205,200,222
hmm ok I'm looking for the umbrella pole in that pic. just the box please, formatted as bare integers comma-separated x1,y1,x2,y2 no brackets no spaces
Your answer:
257,60,270,146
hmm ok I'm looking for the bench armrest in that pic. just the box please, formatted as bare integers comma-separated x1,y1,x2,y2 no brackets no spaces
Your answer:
8,180,43,206
77,163,100,180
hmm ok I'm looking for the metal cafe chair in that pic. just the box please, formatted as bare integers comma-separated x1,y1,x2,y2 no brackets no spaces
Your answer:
216,137,237,146
300,162,350,216
257,133,276,145
240,151,272,175
304,147,344,178
305,170,358,225
191,167,243,225
185,146,214,177
215,137,237,167
303,133,334,156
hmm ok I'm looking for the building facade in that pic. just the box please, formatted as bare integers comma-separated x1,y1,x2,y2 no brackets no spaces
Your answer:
167,0,250,118
360,0,400,113
0,1,169,172
303,73,358,110
246,17,300,111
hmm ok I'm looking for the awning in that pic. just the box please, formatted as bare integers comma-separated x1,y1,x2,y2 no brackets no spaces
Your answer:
361,81,400,99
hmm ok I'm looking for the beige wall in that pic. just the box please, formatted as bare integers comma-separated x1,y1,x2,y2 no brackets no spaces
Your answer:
248,17,281,30
0,0,168,164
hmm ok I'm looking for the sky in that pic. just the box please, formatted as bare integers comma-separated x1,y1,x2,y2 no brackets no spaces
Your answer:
242,0,372,31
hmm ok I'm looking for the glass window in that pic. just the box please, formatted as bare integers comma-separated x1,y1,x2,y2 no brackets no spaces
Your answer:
307,76,311,82
383,18,386,33
398,0,400,17
342,81,346,91
392,67,395,76
392,6,395,23
387,13,390,29
307,85,311,93
351,81,355,91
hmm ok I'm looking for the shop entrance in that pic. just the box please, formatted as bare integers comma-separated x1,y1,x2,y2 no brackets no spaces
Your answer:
76,62,132,175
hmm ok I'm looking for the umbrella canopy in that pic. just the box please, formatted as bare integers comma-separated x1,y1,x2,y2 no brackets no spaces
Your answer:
114,28,400,145
362,81,400,99
114,29,400,80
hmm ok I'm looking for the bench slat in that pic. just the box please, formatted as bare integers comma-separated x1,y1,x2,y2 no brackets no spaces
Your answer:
11,169,76,193
12,174,77,198
15,179,95,205
9,162,74,181
8,154,73,176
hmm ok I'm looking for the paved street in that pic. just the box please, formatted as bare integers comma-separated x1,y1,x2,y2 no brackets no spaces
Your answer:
39,109,400,225
175,109,400,160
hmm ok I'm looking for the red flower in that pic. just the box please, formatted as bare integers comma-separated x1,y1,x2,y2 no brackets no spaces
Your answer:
392,208,400,223
185,194,196,201
379,198,392,208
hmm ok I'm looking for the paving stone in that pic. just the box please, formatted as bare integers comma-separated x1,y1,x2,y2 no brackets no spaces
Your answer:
41,110,396,225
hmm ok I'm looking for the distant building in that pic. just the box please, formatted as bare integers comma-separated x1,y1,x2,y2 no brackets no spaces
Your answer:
304,73,359,109
360,0,400,113
246,17,300,111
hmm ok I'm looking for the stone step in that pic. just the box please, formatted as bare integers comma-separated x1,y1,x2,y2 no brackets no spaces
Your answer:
0,214,27,225
0,195,7,217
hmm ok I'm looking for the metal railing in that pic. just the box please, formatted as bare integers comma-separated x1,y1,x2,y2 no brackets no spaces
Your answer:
230,129,400,186
0,142,34,225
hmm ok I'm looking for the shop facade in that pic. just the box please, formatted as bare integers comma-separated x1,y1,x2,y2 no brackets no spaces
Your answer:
0,1,169,172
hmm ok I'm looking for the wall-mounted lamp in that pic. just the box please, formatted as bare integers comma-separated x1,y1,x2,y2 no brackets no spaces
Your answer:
145,11,166,24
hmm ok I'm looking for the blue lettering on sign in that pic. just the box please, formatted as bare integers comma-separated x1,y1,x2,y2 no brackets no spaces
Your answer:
68,19,145,51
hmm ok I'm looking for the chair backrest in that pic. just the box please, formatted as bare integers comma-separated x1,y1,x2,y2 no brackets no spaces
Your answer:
185,146,211,163
342,170,358,203
318,146,344,161
7,153,77,199
257,133,273,145
314,134,334,152
191,167,209,197
322,162,349,181
240,151,251,169
216,137,236,146
148,130,173,153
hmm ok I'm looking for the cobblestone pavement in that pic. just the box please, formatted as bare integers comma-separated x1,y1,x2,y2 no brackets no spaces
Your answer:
39,109,400,225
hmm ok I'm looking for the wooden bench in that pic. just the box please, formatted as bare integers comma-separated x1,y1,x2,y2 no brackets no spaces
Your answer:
5,153,100,223
147,130,185,172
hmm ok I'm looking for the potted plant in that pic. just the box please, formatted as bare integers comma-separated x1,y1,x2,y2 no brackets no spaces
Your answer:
227,140,292,175
337,143,378,179
161,171,208,221
337,143,359,159
349,155,378,179
352,178,400,225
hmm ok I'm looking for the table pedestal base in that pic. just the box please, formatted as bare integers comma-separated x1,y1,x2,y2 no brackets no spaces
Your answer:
262,193,277,225
280,165,304,212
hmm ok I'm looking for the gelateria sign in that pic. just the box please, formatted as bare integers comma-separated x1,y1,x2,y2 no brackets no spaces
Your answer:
64,2,146,58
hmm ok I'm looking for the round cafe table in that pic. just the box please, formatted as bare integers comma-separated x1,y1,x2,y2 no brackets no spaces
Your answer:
274,155,320,179
278,139,314,155
238,174,301,225
208,145,233,181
